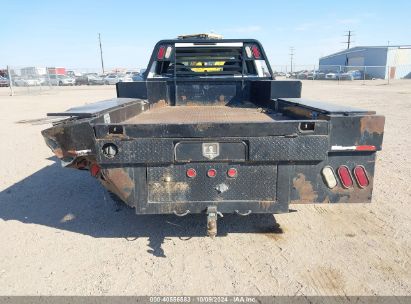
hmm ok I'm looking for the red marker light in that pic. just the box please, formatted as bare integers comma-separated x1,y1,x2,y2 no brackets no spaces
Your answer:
207,169,217,178
337,166,353,188
186,168,197,178
227,168,238,178
157,46,166,60
90,164,101,177
353,166,369,188
251,45,261,59
355,145,376,151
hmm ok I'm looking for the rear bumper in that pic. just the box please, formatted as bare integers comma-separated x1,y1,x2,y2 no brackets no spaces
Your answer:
98,149,378,215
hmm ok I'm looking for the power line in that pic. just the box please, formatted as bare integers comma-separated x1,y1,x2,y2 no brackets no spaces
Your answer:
289,47,294,73
343,30,354,49
98,33,105,74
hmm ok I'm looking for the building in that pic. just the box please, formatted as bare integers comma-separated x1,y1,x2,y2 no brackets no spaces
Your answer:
319,45,411,79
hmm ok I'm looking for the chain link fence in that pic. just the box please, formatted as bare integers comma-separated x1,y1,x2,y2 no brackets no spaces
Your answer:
1,63,410,96
271,64,411,85
0,66,145,96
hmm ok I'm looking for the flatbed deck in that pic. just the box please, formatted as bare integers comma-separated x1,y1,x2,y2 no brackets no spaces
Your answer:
124,105,289,124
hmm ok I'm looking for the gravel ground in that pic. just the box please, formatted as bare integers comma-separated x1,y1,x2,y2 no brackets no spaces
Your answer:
0,81,410,296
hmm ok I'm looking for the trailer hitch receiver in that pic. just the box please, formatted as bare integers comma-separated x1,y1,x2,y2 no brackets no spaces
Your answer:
206,206,223,237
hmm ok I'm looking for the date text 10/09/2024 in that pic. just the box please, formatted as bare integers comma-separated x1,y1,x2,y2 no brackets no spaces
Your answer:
149,296,257,303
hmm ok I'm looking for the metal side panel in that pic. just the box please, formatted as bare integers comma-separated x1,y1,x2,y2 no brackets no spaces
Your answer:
278,98,374,115
249,136,329,161
47,98,141,117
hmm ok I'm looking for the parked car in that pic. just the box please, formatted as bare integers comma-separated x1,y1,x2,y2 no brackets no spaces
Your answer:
287,72,299,79
297,71,309,79
13,77,41,86
88,75,105,85
49,74,75,86
307,70,325,80
67,70,82,78
0,76,10,87
121,75,133,82
104,74,125,85
132,73,144,81
139,68,146,75
38,76,49,86
340,70,363,80
75,75,88,85
325,71,342,80
125,71,139,77
76,74,104,85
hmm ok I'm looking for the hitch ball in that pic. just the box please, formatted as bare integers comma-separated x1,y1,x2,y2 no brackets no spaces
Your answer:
102,143,118,158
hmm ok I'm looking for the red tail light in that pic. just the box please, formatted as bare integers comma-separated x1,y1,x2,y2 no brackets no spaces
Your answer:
337,166,353,188
353,166,369,188
207,169,217,178
227,168,238,178
157,46,166,60
90,164,100,177
186,168,196,178
251,45,261,59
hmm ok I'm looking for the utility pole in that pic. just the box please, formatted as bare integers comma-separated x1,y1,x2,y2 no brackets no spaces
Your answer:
289,47,294,73
98,33,105,74
343,30,354,49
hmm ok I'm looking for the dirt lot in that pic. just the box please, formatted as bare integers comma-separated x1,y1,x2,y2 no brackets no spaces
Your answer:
0,81,410,296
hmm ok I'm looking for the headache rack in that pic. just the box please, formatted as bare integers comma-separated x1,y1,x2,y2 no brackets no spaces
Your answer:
150,39,274,79
173,46,244,77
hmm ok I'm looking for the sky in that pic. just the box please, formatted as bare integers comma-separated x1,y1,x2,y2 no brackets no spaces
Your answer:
1,0,410,71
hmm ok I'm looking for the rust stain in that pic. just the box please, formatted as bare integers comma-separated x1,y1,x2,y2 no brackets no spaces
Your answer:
291,173,318,203
103,168,134,200
283,106,313,119
150,99,167,110
148,182,189,202
53,148,64,158
258,200,274,210
360,116,385,135
196,123,213,131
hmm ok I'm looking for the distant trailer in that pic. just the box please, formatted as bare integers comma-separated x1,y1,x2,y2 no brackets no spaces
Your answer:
47,67,66,75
